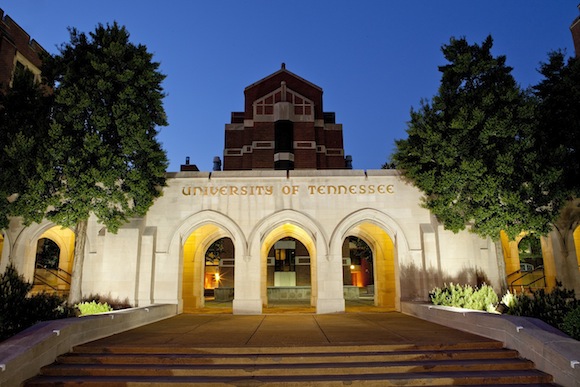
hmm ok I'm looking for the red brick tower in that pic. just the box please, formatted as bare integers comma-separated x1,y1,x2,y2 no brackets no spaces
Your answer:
572,4,580,57
222,64,347,170
0,9,45,92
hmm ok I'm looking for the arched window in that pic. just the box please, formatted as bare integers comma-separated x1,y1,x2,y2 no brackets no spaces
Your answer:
35,238,60,270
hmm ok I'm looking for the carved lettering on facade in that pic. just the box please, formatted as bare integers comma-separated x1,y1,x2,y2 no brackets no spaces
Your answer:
182,184,394,196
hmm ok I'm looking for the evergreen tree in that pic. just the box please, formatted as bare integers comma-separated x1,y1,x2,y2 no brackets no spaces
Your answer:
392,36,562,291
20,23,168,304
534,52,580,292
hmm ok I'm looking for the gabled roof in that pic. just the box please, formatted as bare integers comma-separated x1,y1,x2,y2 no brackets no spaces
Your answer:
244,63,322,92
243,64,324,118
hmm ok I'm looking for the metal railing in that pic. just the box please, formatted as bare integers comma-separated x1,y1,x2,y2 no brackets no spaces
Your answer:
508,265,546,294
33,264,72,295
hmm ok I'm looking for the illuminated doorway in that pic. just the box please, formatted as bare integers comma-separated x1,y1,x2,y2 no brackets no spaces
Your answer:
266,237,311,303
504,233,548,293
261,223,316,307
182,224,234,312
343,236,374,298
32,226,75,295
343,223,396,309
204,237,234,302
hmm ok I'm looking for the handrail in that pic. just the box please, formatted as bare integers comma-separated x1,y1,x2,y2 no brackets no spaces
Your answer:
32,273,60,293
509,266,546,293
35,264,71,285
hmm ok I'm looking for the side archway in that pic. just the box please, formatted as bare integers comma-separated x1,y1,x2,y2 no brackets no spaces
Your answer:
332,209,408,311
10,222,77,284
167,210,247,313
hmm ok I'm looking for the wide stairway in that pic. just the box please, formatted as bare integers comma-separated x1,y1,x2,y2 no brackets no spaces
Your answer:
24,341,555,386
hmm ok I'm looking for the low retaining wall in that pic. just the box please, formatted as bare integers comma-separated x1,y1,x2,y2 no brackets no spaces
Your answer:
402,301,580,387
0,304,177,387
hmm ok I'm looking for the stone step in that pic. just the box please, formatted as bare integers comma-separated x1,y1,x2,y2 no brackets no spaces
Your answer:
56,347,521,365
23,369,555,386
24,342,556,386
71,341,505,354
39,358,537,377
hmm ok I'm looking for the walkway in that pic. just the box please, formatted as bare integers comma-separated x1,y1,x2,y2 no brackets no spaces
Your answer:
79,310,497,349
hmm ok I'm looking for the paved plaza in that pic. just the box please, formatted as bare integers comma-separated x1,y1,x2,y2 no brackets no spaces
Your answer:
79,309,498,350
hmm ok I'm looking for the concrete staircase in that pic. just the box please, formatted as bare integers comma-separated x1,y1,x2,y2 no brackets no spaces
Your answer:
24,341,556,386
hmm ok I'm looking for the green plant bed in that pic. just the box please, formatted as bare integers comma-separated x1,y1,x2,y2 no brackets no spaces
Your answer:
429,283,498,311
75,300,113,316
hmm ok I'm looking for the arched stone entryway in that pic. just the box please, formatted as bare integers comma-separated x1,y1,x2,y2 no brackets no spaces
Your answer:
173,210,247,313
245,210,335,314
342,223,396,309
332,209,405,311
5,223,75,288
182,224,230,311
261,225,317,307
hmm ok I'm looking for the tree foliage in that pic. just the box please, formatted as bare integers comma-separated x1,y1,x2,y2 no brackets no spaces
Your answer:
2,22,169,304
534,52,580,247
534,52,580,197
392,36,562,241
0,67,53,229
41,22,169,232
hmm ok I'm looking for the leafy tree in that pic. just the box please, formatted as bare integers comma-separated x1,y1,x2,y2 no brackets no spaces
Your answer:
0,66,53,229
11,23,168,304
392,36,562,291
533,52,580,292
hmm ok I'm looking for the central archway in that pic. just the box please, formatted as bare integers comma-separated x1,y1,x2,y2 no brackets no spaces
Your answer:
261,223,317,307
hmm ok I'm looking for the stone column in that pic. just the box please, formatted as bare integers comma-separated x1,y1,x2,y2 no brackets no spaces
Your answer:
233,253,262,314
316,253,345,314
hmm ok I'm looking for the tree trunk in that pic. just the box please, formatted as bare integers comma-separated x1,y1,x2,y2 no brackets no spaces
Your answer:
68,219,87,305
555,228,580,296
495,239,508,295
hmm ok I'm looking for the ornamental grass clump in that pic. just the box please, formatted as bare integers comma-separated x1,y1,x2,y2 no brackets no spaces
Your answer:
75,300,113,316
429,283,498,311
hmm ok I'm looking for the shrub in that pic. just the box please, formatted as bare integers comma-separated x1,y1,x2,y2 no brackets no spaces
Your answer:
561,307,580,341
81,293,132,310
501,291,517,309
0,264,33,341
0,264,74,342
75,300,113,316
507,282,580,331
465,284,498,311
429,283,498,311
27,292,74,324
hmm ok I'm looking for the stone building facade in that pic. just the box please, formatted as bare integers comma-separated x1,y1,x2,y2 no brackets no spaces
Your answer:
2,10,580,315
1,65,508,315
